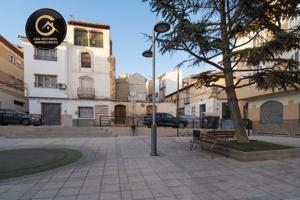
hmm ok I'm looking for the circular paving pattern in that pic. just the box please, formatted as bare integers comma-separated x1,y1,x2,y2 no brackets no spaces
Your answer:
0,148,82,179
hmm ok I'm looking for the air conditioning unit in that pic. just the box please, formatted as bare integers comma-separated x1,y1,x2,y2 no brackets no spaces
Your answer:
58,83,67,89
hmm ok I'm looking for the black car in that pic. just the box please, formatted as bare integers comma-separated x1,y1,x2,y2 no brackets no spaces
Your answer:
0,109,41,126
143,112,187,128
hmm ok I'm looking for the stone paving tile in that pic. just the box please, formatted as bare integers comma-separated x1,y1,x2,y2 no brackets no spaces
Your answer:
99,192,121,200
56,187,80,197
0,136,300,200
131,188,153,199
33,189,58,199
0,191,25,200
77,194,99,200
54,196,77,200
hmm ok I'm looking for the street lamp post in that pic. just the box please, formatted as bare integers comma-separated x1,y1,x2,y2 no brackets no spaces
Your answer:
142,21,170,156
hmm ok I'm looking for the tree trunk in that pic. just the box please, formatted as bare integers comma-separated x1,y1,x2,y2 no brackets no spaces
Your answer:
219,0,250,143
224,72,250,143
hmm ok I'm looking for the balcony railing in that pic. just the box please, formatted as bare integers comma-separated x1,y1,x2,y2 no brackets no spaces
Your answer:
34,54,57,61
77,87,95,99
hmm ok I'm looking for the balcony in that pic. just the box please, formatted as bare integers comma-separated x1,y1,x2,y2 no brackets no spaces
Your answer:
159,81,166,89
34,55,57,61
77,87,95,99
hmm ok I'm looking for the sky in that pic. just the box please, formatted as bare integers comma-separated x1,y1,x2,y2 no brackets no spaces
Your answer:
0,0,213,78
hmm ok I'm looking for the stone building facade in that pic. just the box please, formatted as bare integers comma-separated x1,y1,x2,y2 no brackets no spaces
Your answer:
0,35,28,112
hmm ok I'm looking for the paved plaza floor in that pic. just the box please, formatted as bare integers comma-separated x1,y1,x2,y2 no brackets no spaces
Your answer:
0,136,300,200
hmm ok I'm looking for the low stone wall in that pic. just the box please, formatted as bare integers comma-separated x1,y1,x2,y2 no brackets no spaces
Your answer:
97,127,196,137
199,141,300,161
0,126,197,138
252,120,300,136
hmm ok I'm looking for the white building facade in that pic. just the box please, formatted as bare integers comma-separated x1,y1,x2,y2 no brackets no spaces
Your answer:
20,20,116,126
155,70,182,101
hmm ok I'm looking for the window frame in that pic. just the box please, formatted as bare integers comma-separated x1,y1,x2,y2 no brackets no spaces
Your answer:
78,107,94,119
81,52,92,68
34,48,57,61
74,29,89,46
9,53,15,63
89,31,103,48
74,29,104,48
34,74,57,88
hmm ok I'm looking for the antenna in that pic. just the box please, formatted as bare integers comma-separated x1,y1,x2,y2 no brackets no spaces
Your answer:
69,15,75,20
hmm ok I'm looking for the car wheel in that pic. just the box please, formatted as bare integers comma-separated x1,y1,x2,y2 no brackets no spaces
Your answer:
147,123,151,128
177,122,185,128
21,119,30,126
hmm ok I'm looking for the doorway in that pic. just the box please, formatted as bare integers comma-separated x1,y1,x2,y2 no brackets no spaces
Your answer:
41,103,61,125
115,105,126,124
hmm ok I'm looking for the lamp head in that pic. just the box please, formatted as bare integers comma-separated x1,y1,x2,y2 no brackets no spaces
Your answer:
142,50,153,58
154,21,170,33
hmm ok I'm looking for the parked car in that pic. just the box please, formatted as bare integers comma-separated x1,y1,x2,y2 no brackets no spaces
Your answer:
179,115,202,128
0,109,41,126
143,112,187,128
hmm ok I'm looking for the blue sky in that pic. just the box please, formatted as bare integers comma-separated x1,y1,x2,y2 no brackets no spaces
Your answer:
0,0,212,78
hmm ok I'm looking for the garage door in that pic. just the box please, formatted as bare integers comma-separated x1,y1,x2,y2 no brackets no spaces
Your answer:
41,103,61,125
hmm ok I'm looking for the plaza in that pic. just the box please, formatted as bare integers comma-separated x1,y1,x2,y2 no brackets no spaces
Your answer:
0,136,300,200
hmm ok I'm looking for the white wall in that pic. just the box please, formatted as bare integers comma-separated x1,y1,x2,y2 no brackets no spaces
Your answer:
21,23,113,101
165,70,182,96
155,70,183,100
66,25,111,99
23,41,68,98
184,97,226,119
29,98,114,119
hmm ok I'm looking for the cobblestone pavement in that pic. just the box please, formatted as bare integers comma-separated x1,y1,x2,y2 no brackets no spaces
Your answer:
0,136,300,200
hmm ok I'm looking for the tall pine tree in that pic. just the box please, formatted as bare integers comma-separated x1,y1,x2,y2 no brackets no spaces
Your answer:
143,0,300,143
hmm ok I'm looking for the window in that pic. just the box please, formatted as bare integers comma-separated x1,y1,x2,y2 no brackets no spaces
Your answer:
165,114,174,118
16,59,22,68
74,29,88,46
192,106,196,116
35,48,57,61
261,101,283,124
90,31,103,47
78,107,93,118
74,29,103,48
35,75,57,88
14,100,24,106
79,76,93,88
199,104,206,117
9,53,14,63
81,52,91,68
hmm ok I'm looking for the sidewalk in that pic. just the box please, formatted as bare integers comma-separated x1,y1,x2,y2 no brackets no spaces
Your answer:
0,136,299,200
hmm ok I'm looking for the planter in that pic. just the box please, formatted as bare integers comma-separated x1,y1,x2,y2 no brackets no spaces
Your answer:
199,141,300,161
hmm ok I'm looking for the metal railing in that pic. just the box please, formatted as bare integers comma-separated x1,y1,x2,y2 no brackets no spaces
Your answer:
99,116,145,127
99,115,252,130
77,87,95,99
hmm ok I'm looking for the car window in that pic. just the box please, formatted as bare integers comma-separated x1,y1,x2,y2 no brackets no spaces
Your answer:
16,111,26,115
6,110,16,114
166,114,174,118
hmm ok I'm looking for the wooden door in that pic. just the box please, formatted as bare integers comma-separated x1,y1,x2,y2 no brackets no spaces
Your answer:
115,105,126,124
